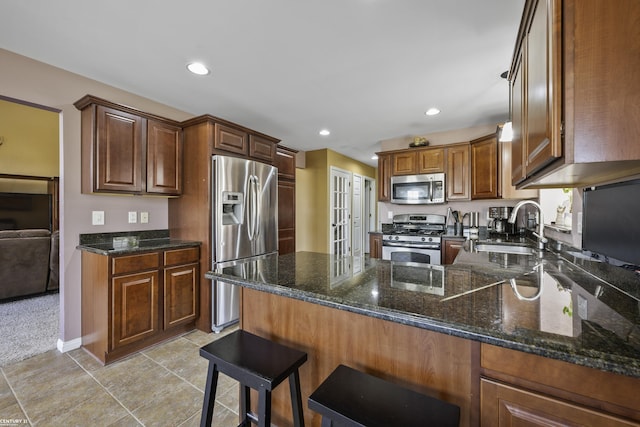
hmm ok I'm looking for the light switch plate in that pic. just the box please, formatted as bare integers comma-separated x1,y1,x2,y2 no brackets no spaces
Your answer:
92,211,105,226
128,211,137,224
140,212,149,223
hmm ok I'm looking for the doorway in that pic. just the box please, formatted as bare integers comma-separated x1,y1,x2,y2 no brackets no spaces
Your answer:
329,167,351,256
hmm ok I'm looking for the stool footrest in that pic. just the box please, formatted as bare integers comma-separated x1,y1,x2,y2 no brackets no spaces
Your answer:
308,365,460,427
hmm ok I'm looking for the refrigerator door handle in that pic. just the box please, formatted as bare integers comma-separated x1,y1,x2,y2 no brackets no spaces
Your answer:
253,175,261,238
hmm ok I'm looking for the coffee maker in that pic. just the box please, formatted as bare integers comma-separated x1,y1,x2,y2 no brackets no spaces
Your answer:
489,206,515,235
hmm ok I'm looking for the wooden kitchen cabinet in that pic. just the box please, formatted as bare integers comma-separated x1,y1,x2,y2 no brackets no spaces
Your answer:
377,152,391,202
447,143,470,201
391,147,445,176
75,95,183,196
481,343,640,425
417,147,445,173
471,134,498,199
163,247,199,329
147,119,183,195
81,246,199,364
391,151,417,175
442,237,465,265
275,145,298,255
510,0,640,188
369,232,383,259
214,122,278,163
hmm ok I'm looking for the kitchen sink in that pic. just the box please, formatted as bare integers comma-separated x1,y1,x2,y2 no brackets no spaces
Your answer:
473,243,536,255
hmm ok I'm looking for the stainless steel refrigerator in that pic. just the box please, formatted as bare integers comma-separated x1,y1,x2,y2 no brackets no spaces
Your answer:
211,155,278,331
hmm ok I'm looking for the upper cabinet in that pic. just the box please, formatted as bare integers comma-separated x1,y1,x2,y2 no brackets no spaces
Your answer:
446,143,470,201
471,135,498,199
391,147,445,176
75,95,183,196
212,121,277,163
510,0,640,188
377,153,391,202
275,145,298,255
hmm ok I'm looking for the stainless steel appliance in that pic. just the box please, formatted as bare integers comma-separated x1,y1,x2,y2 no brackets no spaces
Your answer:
390,173,445,205
211,155,278,331
489,206,514,235
382,213,446,265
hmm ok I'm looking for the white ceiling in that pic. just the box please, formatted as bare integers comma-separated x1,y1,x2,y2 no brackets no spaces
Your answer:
0,0,524,166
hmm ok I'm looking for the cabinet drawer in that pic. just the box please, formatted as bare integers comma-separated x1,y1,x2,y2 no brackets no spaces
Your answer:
112,252,160,275
164,247,199,266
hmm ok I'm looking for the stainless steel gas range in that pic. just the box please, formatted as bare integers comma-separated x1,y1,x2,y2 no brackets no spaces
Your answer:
382,213,447,265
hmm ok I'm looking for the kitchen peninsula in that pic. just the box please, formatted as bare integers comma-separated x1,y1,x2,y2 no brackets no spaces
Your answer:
206,244,640,426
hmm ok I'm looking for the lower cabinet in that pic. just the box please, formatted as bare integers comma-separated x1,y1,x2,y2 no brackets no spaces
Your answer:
480,343,640,425
442,237,465,265
369,232,383,258
81,246,199,364
481,379,638,426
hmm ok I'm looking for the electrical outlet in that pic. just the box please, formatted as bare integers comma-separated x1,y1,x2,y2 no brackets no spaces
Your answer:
128,211,137,224
387,211,394,219
140,212,149,223
92,211,105,226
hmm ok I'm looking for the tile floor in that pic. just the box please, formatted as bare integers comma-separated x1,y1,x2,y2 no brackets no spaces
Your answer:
0,327,241,426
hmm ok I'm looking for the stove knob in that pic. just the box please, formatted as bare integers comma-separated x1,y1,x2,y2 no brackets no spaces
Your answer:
421,237,426,242
394,236,399,240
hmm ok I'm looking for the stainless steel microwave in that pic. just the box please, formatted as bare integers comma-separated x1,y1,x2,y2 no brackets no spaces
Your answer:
390,173,445,204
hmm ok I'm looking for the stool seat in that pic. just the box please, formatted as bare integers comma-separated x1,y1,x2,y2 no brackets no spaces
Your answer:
308,365,460,427
200,330,308,427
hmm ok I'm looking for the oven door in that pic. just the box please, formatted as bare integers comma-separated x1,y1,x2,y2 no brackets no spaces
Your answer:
382,245,441,265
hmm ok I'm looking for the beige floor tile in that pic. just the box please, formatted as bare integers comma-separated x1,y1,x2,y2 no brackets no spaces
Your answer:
130,380,203,427
30,388,132,427
186,403,239,427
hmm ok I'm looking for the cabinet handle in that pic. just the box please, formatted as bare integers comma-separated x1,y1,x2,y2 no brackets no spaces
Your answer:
450,245,462,249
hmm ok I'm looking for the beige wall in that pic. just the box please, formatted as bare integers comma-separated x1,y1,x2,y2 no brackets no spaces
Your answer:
380,123,498,151
297,149,376,253
0,48,193,346
0,98,59,178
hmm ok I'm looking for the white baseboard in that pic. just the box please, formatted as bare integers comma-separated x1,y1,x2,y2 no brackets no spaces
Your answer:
57,337,82,353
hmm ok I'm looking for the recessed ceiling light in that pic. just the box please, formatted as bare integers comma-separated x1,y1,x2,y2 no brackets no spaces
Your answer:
187,62,210,76
319,129,331,136
371,155,379,160
425,108,441,116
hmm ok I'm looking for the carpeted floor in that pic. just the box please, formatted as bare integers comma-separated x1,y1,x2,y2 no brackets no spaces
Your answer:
0,292,59,367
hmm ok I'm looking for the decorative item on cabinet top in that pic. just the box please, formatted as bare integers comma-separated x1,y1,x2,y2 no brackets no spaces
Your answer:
409,136,429,148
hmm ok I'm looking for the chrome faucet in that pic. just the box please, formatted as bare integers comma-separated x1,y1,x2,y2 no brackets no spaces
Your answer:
508,200,548,250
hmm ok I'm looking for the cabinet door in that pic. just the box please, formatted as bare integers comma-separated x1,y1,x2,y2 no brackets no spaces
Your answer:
447,144,470,200
95,105,144,193
164,263,198,329
214,123,248,156
417,148,445,173
471,135,498,199
377,154,391,202
278,180,296,255
249,135,277,163
369,233,383,259
511,51,526,186
523,0,562,176
275,146,297,180
392,152,416,175
111,271,159,349
481,378,638,426
442,238,464,265
146,120,182,195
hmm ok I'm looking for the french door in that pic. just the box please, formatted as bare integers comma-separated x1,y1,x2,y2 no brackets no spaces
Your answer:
329,167,351,256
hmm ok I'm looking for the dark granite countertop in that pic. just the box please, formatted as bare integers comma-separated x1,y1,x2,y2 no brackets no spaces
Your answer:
77,229,200,255
206,241,640,379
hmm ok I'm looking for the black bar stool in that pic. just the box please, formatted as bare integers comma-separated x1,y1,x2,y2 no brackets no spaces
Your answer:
308,364,460,427
199,330,308,427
